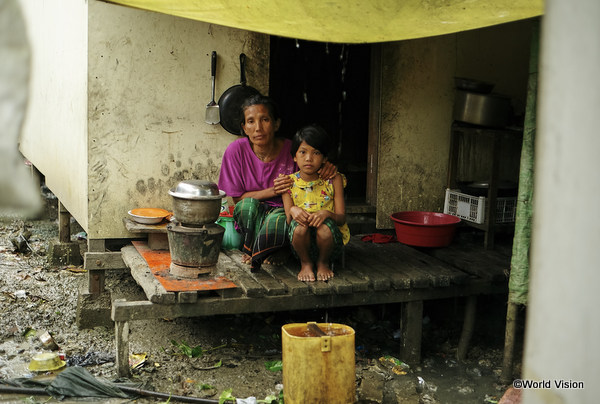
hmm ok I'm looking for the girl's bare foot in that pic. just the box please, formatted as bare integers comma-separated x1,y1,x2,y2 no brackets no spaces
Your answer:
297,263,315,282
241,254,252,265
316,263,334,281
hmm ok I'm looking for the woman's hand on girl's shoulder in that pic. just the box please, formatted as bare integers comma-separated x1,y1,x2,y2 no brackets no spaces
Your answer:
318,161,338,181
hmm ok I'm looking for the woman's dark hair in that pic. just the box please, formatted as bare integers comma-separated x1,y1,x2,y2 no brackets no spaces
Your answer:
239,94,281,134
291,124,331,157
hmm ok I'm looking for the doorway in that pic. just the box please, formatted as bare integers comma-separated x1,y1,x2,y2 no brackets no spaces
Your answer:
269,37,374,209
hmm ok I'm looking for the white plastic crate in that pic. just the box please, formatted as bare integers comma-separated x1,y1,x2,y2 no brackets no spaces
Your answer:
443,188,516,224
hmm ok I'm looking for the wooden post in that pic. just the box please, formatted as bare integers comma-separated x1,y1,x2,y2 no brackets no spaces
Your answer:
115,318,131,377
457,295,477,361
400,300,423,365
86,238,106,295
501,301,519,383
58,201,70,243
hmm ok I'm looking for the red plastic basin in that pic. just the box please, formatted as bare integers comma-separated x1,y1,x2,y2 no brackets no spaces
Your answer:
390,211,461,247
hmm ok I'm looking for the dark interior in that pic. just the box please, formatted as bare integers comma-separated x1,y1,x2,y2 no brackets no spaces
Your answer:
269,37,371,203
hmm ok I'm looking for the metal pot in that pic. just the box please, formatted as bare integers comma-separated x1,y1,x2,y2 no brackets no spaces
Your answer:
167,222,224,267
453,90,512,128
168,180,226,225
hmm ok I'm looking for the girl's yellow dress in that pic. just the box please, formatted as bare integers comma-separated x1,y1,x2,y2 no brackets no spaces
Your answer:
288,172,350,244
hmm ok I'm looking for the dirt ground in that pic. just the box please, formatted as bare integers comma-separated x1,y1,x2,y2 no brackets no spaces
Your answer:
0,200,523,403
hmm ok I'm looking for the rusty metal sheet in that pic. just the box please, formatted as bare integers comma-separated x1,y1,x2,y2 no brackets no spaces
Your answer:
132,241,237,292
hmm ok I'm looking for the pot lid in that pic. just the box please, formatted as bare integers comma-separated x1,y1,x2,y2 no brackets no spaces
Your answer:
168,180,226,200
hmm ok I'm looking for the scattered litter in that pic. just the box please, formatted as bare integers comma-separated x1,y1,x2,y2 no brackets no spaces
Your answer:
67,351,115,367
74,232,87,240
445,358,458,368
62,265,86,273
467,366,482,377
378,356,410,375
14,290,27,299
127,353,146,369
28,352,66,372
416,376,425,393
39,331,60,351
10,229,32,253
457,385,475,394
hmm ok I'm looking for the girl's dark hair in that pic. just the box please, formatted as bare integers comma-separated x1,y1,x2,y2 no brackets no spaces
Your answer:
239,94,281,134
291,124,331,157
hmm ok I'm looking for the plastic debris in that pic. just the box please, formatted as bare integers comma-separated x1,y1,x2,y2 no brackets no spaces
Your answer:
39,331,60,351
67,351,115,367
416,376,425,393
128,353,146,369
378,356,410,375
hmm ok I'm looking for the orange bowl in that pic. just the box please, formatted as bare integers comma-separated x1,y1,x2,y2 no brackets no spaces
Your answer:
128,208,170,224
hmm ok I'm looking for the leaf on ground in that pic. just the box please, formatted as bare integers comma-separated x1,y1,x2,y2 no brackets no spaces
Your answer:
265,360,283,372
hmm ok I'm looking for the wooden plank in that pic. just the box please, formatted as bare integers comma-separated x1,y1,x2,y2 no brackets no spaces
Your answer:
84,251,127,271
373,243,462,288
217,253,265,298
346,239,409,289
148,233,169,250
335,268,371,292
280,264,335,295
121,245,176,304
123,217,168,234
261,263,310,296
111,281,507,323
249,267,287,296
426,242,509,282
326,276,354,294
401,246,470,285
278,258,353,294
177,291,198,303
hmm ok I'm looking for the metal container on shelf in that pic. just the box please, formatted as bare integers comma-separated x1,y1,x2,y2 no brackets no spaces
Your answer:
453,90,512,128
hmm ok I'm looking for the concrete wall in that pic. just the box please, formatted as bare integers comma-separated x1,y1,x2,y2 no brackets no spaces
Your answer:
19,0,269,239
376,19,534,228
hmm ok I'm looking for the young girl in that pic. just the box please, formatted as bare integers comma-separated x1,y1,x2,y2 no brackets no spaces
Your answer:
282,124,350,282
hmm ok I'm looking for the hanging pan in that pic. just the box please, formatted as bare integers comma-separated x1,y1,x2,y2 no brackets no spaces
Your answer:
218,53,261,135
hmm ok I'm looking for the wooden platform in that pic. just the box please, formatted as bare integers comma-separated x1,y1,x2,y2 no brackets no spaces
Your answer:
112,230,510,377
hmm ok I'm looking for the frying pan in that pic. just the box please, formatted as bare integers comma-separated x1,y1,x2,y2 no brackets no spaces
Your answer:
218,53,261,135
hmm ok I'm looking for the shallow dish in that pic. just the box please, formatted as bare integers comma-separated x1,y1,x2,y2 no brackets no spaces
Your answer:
128,208,171,224
28,352,66,372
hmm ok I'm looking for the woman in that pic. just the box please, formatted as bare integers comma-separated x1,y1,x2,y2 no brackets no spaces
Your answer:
218,94,336,272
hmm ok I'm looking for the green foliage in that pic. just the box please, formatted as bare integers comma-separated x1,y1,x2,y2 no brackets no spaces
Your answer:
219,388,236,403
170,340,205,358
264,360,283,372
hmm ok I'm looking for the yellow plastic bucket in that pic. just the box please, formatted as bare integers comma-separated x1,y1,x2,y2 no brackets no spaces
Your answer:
282,322,356,404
